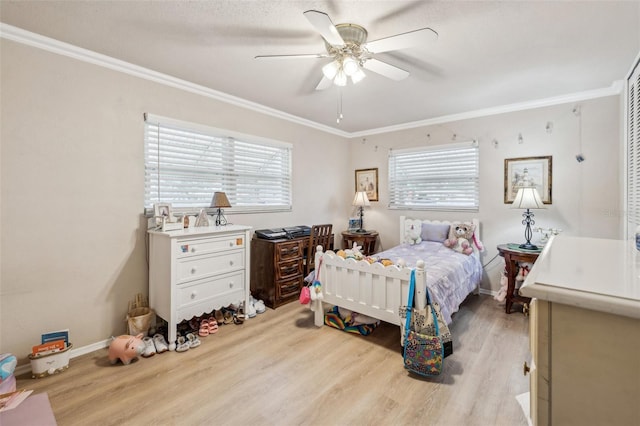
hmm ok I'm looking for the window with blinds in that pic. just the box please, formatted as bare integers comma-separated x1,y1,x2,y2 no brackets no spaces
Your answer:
388,142,479,211
144,114,292,214
627,58,640,235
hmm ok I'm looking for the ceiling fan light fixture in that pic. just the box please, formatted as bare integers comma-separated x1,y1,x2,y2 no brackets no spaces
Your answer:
351,68,366,84
334,70,347,86
322,60,340,80
342,56,359,76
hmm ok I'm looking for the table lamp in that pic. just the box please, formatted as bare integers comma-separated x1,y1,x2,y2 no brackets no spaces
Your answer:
352,191,370,233
211,191,231,226
511,186,546,250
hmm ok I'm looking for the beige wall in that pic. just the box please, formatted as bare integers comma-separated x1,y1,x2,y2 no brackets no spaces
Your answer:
0,39,350,361
347,96,622,293
1,37,623,362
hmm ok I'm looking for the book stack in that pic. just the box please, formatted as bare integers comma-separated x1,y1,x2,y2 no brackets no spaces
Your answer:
31,330,69,357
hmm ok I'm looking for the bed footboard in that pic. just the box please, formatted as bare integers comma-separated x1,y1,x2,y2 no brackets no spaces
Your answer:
312,247,426,328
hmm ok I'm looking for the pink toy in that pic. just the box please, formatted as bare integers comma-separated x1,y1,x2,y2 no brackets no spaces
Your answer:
108,334,145,365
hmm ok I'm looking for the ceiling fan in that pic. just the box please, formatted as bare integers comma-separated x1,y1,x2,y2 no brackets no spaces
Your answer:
255,10,438,90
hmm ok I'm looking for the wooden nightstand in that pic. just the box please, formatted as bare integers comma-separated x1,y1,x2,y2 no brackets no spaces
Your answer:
341,230,379,256
497,244,541,314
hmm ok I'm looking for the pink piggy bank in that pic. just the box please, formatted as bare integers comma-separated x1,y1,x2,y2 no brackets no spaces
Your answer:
108,334,145,365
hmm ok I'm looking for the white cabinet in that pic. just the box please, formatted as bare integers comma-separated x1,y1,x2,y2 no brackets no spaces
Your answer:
148,225,251,350
521,236,640,426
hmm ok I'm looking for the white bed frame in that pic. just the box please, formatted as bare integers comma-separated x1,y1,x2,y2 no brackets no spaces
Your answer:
312,216,480,330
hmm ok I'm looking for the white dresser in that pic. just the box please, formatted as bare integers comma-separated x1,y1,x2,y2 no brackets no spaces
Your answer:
148,225,252,350
520,236,640,426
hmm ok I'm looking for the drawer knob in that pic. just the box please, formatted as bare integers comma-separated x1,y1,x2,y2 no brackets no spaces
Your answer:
523,361,530,376
229,282,234,288
229,260,234,266
191,267,197,274
191,247,197,253
229,242,233,247
191,291,197,299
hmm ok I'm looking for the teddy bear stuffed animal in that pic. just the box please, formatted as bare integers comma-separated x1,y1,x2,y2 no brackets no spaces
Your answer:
444,223,475,255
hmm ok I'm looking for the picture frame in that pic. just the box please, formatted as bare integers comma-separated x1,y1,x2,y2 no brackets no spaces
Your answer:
504,156,552,204
355,168,379,202
153,202,173,225
348,218,360,231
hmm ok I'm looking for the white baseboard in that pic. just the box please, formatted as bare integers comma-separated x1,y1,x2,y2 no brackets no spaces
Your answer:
15,339,111,377
479,287,498,297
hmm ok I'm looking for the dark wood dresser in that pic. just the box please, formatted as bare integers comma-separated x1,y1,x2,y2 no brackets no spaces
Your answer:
251,234,332,308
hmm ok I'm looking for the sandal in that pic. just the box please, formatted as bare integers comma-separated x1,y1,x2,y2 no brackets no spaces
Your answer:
186,333,201,348
198,320,209,337
233,313,245,325
176,335,190,352
214,309,224,325
208,317,219,334
223,310,234,325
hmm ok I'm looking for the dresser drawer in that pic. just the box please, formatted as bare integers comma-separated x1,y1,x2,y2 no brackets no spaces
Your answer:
277,276,304,301
177,271,244,310
177,250,244,283
275,240,303,262
276,258,302,280
175,234,246,259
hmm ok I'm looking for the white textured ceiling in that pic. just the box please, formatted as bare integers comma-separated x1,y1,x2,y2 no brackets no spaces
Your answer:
1,1,639,134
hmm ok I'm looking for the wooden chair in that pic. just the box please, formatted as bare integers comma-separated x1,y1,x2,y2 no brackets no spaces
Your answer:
305,224,333,277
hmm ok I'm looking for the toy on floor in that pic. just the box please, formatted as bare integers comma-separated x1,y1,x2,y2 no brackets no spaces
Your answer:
495,269,508,302
108,333,145,365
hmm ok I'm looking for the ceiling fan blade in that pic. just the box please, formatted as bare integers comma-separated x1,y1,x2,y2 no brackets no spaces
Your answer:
303,10,345,46
254,53,329,60
363,59,410,81
315,76,333,91
365,28,438,54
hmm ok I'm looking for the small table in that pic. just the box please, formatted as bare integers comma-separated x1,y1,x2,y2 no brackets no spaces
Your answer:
342,230,379,256
497,244,541,314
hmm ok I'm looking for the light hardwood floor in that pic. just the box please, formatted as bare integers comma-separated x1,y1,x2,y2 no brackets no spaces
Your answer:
16,294,530,426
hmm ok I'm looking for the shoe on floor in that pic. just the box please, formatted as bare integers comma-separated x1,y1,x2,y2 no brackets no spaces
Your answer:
186,333,201,348
152,333,169,354
176,335,190,352
199,320,210,337
252,297,266,314
141,336,156,358
245,301,257,318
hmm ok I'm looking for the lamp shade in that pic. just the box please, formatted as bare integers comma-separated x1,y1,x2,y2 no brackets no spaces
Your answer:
210,191,231,208
511,187,545,209
352,191,370,207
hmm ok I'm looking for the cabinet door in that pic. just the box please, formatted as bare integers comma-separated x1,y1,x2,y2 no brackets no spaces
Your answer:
530,299,550,426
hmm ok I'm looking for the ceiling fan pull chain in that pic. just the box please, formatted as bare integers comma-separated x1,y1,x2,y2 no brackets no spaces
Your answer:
337,89,344,124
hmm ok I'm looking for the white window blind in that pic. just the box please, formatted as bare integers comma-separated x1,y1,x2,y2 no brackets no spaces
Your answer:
627,57,640,235
389,142,479,211
144,114,292,214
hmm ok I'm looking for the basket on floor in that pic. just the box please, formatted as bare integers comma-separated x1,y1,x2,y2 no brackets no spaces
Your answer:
126,293,155,336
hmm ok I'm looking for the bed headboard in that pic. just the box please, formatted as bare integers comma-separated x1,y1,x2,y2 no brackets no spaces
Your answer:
399,216,482,252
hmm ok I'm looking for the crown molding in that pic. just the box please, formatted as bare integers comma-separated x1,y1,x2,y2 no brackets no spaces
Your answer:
350,81,623,138
0,23,350,138
1,23,622,140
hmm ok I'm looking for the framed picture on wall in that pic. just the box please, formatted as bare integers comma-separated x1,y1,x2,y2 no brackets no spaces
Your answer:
504,156,552,204
355,168,379,201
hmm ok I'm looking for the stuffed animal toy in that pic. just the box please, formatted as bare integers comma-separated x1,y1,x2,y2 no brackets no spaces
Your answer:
444,223,476,255
404,219,422,245
351,242,364,260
